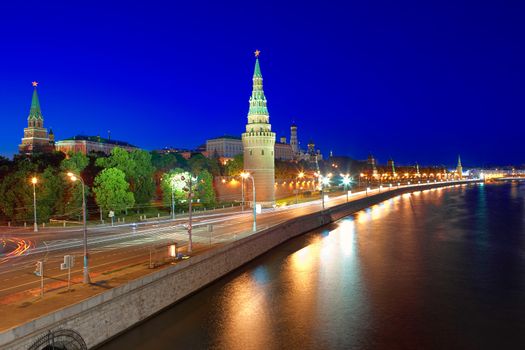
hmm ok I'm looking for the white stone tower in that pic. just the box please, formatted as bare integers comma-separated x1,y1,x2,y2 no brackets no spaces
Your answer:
242,50,276,207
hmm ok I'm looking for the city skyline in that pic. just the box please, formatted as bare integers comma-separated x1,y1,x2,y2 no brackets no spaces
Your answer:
1,1,524,166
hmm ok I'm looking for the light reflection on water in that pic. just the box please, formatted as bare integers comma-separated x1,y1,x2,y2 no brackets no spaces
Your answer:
100,183,525,350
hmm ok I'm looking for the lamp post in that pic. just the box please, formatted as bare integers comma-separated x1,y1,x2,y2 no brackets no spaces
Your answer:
241,172,256,232
341,173,351,202
170,177,176,220
31,177,38,232
67,172,90,284
320,174,331,209
241,175,245,212
178,173,197,254
296,172,304,204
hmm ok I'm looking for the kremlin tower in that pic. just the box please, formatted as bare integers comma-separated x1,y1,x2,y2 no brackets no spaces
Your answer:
290,122,299,155
242,51,276,207
456,155,463,178
19,82,54,154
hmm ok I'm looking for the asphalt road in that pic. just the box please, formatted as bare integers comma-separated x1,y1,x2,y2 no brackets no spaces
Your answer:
0,180,474,299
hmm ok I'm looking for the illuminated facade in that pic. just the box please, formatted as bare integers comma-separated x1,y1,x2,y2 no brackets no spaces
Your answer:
19,82,55,154
275,138,294,161
55,135,138,155
242,52,276,207
206,136,243,159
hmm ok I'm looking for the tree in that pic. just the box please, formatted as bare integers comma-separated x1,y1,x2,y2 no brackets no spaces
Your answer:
38,167,66,222
0,169,33,223
61,152,89,174
93,168,135,213
96,148,155,208
161,168,191,208
188,154,220,176
0,156,12,181
224,154,243,176
129,150,155,207
151,151,187,172
197,169,216,206
96,147,134,175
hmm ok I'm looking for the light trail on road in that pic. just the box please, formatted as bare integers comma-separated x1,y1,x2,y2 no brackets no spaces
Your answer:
0,237,34,265
0,180,481,299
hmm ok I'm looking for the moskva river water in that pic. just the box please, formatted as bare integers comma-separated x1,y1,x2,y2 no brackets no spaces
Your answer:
100,183,525,350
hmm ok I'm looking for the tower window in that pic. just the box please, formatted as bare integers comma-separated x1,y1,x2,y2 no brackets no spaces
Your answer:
261,150,265,156
250,150,253,156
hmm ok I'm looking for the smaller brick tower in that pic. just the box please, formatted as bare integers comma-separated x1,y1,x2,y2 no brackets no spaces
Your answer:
19,82,54,154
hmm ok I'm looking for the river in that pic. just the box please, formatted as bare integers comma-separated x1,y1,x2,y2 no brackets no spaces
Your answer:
100,183,525,349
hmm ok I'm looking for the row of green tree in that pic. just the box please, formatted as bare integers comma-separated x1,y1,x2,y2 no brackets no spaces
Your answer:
0,149,219,224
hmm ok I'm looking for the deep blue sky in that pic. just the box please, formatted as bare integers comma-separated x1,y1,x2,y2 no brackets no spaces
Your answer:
1,1,523,166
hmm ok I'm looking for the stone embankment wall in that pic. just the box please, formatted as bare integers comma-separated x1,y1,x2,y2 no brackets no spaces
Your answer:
0,181,479,350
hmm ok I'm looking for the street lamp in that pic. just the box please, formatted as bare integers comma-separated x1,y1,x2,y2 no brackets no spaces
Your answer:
341,173,351,202
31,177,38,232
241,172,257,232
178,173,198,253
67,172,90,284
296,172,305,204
169,176,176,220
241,174,245,212
320,174,331,209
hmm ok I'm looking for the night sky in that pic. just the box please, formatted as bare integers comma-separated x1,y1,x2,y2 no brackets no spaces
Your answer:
1,1,523,167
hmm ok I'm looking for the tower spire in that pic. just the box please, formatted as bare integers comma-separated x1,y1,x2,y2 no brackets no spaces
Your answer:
29,82,43,121
456,155,463,179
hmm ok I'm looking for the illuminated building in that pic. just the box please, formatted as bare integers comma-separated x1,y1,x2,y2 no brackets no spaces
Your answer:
206,136,243,161
55,135,139,155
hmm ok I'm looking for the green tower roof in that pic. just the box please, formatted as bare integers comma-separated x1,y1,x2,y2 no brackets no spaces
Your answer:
248,55,269,117
28,85,43,120
253,58,262,77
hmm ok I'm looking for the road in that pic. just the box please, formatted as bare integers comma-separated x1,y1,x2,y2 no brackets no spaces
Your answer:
0,180,477,299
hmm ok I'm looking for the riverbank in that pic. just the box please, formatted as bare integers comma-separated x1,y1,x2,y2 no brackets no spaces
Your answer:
0,180,480,350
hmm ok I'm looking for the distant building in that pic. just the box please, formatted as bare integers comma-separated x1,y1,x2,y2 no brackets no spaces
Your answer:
156,147,205,160
289,124,323,163
367,153,378,175
274,139,293,161
206,136,243,160
55,135,139,155
19,82,55,154
205,134,294,162
290,123,299,154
